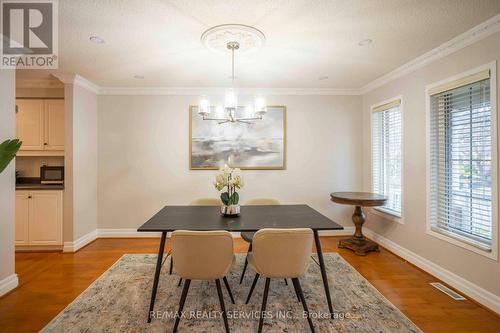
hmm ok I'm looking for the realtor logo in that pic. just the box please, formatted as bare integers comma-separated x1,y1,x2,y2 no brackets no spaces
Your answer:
1,0,58,68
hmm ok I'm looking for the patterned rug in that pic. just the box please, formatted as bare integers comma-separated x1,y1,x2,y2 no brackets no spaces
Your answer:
41,253,421,333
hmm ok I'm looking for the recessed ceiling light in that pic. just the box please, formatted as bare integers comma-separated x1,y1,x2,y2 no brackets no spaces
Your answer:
134,75,144,79
89,35,105,44
318,76,329,81
358,39,373,46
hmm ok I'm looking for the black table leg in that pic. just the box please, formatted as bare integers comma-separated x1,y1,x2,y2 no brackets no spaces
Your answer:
313,230,333,316
147,231,167,323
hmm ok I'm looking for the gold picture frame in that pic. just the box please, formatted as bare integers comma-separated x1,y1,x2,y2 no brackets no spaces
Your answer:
189,105,286,170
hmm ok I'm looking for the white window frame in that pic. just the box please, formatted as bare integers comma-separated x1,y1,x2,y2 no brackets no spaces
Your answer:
425,61,498,260
370,95,404,224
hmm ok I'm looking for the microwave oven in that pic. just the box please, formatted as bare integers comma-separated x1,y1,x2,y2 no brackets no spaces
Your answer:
40,166,64,184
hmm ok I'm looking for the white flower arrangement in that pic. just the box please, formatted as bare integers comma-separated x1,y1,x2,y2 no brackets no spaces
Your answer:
214,165,244,206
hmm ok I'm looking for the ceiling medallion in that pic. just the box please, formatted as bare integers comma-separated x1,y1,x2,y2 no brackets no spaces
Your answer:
200,24,266,54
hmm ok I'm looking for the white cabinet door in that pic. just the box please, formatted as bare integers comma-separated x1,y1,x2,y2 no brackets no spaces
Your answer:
16,99,44,150
29,191,63,245
15,192,30,245
44,100,65,150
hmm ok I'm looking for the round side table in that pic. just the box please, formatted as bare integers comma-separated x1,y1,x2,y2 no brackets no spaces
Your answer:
330,192,388,256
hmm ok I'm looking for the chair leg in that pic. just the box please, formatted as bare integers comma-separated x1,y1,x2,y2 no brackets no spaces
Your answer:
292,279,301,303
239,243,252,284
245,273,260,304
172,279,191,333
177,277,183,287
223,276,235,304
292,278,315,333
258,278,271,333
216,279,230,333
169,256,174,275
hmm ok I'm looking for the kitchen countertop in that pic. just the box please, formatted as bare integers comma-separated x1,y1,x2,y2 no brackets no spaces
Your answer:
16,177,64,190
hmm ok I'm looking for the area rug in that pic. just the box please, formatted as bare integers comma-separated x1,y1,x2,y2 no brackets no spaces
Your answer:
41,253,421,333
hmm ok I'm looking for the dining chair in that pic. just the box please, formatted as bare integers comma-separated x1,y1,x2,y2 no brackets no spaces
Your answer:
168,198,222,277
170,230,235,333
245,228,315,333
190,198,222,205
239,198,281,284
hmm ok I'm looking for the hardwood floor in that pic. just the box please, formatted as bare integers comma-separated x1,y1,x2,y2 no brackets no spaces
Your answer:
0,236,499,332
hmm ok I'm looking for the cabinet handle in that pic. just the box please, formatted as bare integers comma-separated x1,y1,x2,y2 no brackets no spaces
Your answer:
44,143,48,145
28,196,32,199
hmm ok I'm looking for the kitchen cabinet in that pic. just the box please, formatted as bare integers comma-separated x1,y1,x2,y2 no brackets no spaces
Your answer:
15,193,30,245
16,99,64,156
44,100,65,150
15,99,44,150
15,190,63,247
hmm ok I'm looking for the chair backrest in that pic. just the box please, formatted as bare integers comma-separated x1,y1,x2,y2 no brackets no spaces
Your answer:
252,228,313,278
245,198,281,205
190,198,221,206
171,230,234,280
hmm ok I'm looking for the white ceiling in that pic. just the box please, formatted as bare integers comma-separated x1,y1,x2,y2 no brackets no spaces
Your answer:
22,0,500,88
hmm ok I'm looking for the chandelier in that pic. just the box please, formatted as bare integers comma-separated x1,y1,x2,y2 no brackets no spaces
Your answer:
198,26,267,124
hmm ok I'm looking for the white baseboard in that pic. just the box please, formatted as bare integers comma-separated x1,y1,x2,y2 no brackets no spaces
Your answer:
318,226,355,236
63,229,98,252
96,227,355,238
0,274,19,297
364,228,500,314
97,228,162,238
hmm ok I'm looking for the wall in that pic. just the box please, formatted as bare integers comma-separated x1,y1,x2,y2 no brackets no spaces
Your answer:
0,69,18,296
72,85,98,240
63,85,74,242
362,32,500,298
98,95,362,230
63,83,98,243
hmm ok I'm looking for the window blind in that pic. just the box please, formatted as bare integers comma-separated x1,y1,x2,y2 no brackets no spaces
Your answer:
372,100,402,216
429,76,492,250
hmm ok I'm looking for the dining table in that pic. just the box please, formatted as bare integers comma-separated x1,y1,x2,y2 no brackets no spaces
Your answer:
138,204,344,322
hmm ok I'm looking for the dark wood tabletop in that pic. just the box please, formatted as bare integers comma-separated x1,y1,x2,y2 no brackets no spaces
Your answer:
330,192,387,207
138,204,344,232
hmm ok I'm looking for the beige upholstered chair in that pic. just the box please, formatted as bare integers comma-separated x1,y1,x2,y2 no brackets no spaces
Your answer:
170,230,234,333
245,228,315,333
240,198,281,284
189,198,222,206
168,198,222,276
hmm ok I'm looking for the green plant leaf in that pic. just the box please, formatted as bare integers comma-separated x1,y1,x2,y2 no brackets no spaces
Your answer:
230,192,239,205
220,192,230,206
0,139,22,174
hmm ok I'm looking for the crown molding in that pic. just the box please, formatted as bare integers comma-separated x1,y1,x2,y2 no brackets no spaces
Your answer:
51,72,100,94
50,71,75,84
360,13,500,94
16,78,64,89
98,86,361,96
73,75,100,94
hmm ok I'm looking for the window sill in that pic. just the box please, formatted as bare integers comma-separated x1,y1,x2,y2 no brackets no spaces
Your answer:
369,207,404,224
426,227,497,261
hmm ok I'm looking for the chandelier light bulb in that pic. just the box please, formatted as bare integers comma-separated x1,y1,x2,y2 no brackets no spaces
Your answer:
199,98,210,116
254,97,267,115
225,89,237,109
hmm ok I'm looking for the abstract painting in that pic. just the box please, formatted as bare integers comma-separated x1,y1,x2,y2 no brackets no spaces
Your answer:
190,106,286,169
